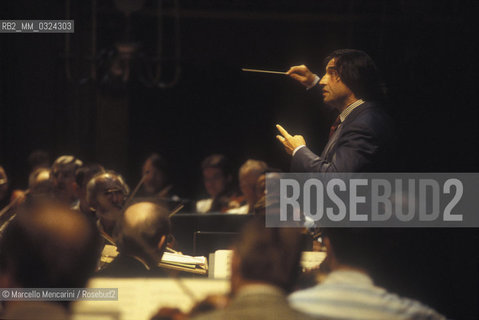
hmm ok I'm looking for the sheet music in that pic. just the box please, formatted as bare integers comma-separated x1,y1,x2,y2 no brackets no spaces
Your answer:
300,251,327,270
210,250,327,279
72,278,229,320
161,252,207,266
213,250,233,279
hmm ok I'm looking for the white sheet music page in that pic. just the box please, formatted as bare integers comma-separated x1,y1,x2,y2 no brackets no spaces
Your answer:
72,278,229,320
213,250,233,279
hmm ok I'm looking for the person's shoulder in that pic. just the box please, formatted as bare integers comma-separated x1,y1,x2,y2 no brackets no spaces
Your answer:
383,292,447,320
289,281,445,320
288,284,326,305
345,102,393,138
191,305,315,320
350,102,391,123
190,309,225,320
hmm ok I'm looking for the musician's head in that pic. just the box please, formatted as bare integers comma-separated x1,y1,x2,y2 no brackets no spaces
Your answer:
75,163,105,213
319,49,386,110
231,217,304,294
28,167,53,196
321,228,387,274
50,155,83,205
238,159,268,208
201,154,233,198
142,153,168,195
87,171,129,222
118,202,171,267
28,149,51,173
0,200,101,308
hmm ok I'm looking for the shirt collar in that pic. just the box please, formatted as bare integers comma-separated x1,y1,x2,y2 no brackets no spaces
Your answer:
339,99,365,123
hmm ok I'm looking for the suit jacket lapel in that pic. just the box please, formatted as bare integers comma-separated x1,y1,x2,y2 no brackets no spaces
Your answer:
320,102,374,159
321,124,342,159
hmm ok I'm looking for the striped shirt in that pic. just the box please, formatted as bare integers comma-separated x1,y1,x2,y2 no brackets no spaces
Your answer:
289,270,446,320
339,99,364,122
292,99,365,157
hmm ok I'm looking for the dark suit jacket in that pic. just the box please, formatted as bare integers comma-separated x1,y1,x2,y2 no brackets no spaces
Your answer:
192,284,316,320
291,101,393,172
96,254,167,278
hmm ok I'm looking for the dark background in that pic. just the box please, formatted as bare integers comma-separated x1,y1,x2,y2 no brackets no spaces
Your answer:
0,0,478,318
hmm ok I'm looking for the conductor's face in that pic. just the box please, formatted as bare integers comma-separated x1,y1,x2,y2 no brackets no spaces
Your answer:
319,59,353,109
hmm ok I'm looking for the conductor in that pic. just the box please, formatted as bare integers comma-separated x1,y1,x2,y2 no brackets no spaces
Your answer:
276,49,392,173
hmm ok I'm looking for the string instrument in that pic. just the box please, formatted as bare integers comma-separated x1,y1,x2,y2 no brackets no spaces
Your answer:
0,189,29,232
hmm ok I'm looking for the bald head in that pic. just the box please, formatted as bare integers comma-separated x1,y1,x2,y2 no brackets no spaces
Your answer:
0,201,101,290
119,202,171,261
29,204,91,246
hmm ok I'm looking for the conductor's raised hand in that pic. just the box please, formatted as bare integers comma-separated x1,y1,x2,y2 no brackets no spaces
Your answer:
276,124,306,156
286,65,317,88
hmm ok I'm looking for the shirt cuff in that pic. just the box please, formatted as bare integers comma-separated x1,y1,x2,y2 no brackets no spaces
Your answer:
306,75,320,90
292,145,306,156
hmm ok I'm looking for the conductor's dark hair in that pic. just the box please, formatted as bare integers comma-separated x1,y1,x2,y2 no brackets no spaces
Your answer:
0,201,101,301
234,217,304,292
324,49,387,102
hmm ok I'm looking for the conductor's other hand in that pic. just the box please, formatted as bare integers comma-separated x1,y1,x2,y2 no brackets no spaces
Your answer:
286,65,317,88
276,124,306,156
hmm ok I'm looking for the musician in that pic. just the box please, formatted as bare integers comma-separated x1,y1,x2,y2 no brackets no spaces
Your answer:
289,228,445,319
140,153,170,196
50,155,83,206
196,154,244,213
277,49,393,173
28,167,52,193
27,149,51,173
139,153,183,211
74,163,105,223
87,170,130,245
228,159,267,214
191,217,314,320
0,201,101,319
97,202,170,277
